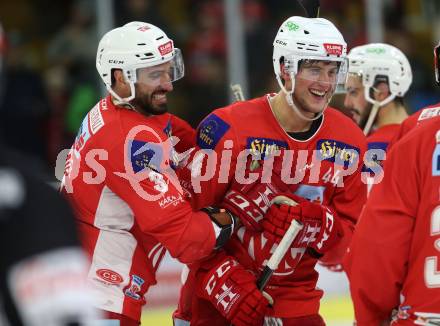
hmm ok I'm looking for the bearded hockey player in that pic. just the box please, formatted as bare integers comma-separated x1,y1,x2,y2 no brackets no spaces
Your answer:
60,21,279,325
343,43,412,188
174,16,367,326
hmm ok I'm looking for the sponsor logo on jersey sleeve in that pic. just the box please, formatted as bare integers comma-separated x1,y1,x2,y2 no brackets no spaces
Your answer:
419,106,440,121
362,141,388,173
73,116,92,155
316,139,359,167
124,275,145,300
89,105,105,134
129,140,163,173
197,114,230,150
246,137,288,160
294,184,325,204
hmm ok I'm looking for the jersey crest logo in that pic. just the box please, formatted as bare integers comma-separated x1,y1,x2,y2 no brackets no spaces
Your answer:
197,114,230,150
246,137,288,160
316,139,359,167
129,140,163,173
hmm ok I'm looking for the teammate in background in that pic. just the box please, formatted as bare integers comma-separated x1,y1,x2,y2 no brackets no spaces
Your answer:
344,116,440,325
174,16,367,325
344,40,440,326
0,23,99,325
62,21,289,325
343,43,412,187
389,41,440,144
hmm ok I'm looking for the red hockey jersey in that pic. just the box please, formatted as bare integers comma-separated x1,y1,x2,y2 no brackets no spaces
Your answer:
367,124,400,152
390,102,440,146
61,95,214,322
182,95,367,317
344,116,440,325
363,124,401,192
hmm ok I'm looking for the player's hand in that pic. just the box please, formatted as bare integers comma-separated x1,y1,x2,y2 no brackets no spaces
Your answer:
196,254,269,326
220,152,298,232
262,193,344,255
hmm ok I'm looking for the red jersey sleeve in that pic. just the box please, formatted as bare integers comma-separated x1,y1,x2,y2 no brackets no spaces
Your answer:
344,135,419,325
104,134,216,264
170,114,196,153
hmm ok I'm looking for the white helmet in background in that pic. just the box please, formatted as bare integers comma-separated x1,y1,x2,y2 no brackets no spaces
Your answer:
435,41,440,85
347,43,412,107
273,16,348,121
96,21,184,104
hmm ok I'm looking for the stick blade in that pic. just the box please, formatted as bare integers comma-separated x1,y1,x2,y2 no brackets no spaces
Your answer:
298,0,321,18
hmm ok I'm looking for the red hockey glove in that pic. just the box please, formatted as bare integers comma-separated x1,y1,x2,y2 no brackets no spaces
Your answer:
196,255,269,326
221,152,298,232
262,193,344,255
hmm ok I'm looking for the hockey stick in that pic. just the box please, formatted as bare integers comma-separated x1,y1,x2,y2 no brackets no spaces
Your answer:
230,197,302,326
257,195,303,291
363,102,380,135
298,0,320,18
230,83,245,102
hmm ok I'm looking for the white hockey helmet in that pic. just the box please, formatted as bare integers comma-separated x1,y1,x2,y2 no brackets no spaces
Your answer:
435,41,440,85
96,21,184,104
273,16,348,120
347,43,412,106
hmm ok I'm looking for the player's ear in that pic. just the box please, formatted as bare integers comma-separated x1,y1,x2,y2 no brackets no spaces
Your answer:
280,63,291,81
372,82,390,101
113,69,127,86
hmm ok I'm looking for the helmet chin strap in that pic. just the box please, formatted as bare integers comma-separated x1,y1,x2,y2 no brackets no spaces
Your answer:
107,70,137,109
276,72,327,122
362,87,396,135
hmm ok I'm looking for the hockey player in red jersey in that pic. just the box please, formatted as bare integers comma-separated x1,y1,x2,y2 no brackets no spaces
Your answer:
389,42,440,145
174,16,367,326
344,116,440,325
343,43,412,189
60,22,279,325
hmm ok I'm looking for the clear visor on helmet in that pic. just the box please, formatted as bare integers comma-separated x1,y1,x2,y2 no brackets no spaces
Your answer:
435,44,440,85
295,57,348,87
136,48,184,86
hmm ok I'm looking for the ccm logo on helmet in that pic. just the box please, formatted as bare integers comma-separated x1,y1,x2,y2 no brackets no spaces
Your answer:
96,269,124,284
275,40,287,46
324,43,343,56
158,41,173,56
109,60,124,64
